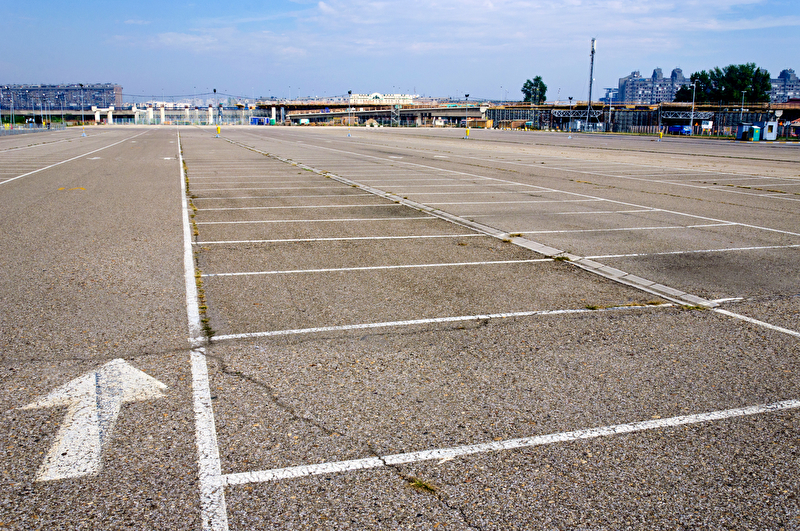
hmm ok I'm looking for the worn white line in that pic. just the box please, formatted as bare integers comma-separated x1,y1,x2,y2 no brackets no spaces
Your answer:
192,194,375,200
222,399,800,485
197,204,398,211
179,132,229,531
202,259,551,277
555,209,659,215
427,199,603,206
588,243,800,259
713,309,800,338
1,130,150,185
519,223,734,235
196,216,433,225
194,234,483,244
191,186,343,191
211,305,666,342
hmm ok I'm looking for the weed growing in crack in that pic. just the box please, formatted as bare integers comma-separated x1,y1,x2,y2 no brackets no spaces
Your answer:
408,477,438,494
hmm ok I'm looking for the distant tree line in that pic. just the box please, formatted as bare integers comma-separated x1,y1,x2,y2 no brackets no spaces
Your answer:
674,63,771,104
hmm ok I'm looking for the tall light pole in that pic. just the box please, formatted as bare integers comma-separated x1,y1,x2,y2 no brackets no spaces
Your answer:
568,96,573,131
740,90,747,122
586,38,596,131
464,94,469,138
347,90,352,137
689,81,697,135
79,83,86,136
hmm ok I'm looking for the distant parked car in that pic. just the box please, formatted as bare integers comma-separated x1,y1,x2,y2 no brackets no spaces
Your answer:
667,125,692,135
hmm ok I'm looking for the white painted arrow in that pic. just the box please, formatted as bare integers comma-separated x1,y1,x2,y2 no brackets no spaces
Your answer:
22,358,167,482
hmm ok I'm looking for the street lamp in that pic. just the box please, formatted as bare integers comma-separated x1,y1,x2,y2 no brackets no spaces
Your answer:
347,90,352,137
79,83,86,136
689,81,697,135
464,94,469,138
740,90,747,122
568,96,573,131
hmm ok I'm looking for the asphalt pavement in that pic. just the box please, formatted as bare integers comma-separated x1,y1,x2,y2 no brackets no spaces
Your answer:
1,125,798,530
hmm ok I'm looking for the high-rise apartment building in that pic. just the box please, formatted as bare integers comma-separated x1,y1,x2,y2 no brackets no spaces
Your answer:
770,69,800,103
0,83,122,110
616,68,689,104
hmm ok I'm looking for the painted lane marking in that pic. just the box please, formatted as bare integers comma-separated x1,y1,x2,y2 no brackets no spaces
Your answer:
212,305,668,342
192,194,378,200
21,359,166,482
223,399,800,485
194,234,483,245
515,223,735,235
426,199,603,205
1,130,150,186
179,132,229,531
202,259,551,277
196,216,434,225
554,209,659,215
588,244,800,259
197,204,400,211
190,186,342,191
713,309,800,339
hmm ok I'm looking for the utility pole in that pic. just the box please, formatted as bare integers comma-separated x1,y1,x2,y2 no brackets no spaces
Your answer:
587,38,596,131
347,90,352,137
689,81,697,135
464,94,470,138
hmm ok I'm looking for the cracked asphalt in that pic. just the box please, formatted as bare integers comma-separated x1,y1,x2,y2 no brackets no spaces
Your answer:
1,126,798,530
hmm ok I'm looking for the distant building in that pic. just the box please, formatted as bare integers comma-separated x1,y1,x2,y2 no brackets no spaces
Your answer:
601,88,619,104
349,93,417,105
770,69,800,104
616,68,689,104
0,83,122,110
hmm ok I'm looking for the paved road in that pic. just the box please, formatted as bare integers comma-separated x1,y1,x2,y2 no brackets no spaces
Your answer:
1,126,798,530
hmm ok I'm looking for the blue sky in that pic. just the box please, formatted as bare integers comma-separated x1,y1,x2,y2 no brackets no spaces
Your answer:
3,0,798,103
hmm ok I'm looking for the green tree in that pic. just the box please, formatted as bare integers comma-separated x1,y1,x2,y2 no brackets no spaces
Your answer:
522,76,547,104
674,63,770,104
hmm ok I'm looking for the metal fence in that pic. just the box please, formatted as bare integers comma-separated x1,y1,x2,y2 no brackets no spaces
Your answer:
1,124,67,135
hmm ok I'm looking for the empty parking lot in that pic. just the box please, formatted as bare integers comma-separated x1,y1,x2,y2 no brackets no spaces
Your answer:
1,126,798,529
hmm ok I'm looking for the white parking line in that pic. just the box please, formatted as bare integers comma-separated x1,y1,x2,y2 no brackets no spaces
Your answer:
192,194,375,200
518,223,735,235
555,209,659,215
197,204,399,211
428,199,604,205
196,216,434,225
222,399,800,485
713,309,800,338
202,259,551,277
191,186,345,191
588,243,800,259
179,132,229,531
194,234,483,244
211,305,666,342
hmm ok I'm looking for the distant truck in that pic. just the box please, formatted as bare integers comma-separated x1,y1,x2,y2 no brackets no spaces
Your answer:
667,125,692,135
